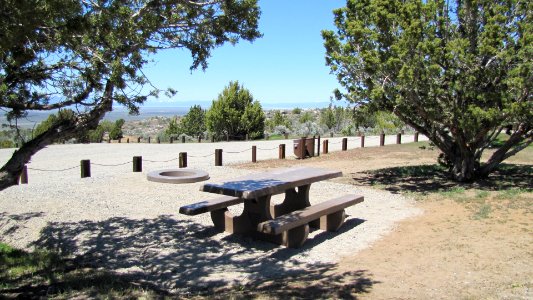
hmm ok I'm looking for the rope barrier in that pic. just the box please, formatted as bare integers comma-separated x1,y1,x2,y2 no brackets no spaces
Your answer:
188,153,214,158
91,161,132,167
28,166,79,172
144,157,179,163
226,148,252,154
20,135,380,176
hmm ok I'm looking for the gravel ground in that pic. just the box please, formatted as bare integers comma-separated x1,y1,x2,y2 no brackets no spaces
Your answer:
0,135,424,292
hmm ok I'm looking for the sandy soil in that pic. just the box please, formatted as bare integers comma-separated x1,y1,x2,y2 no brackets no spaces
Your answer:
233,144,533,299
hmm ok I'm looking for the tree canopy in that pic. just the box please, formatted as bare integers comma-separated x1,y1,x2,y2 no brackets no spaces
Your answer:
206,81,265,140
0,0,261,190
323,0,532,181
177,105,207,138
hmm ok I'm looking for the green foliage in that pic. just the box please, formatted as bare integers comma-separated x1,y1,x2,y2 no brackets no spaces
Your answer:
341,124,355,136
242,101,265,139
0,139,15,148
206,81,265,140
33,110,76,138
373,111,405,134
266,110,291,131
165,117,180,136
179,105,206,137
109,119,125,140
298,111,314,124
324,0,532,181
352,106,376,131
0,0,261,189
292,107,302,114
320,107,337,131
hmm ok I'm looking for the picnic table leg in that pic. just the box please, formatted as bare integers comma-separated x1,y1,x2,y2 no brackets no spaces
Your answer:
211,195,273,234
281,225,309,248
270,184,311,217
310,210,346,232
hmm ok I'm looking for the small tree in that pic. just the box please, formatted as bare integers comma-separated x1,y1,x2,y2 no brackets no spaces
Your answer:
179,105,206,138
320,107,337,133
109,119,125,140
267,110,291,131
165,118,180,137
206,81,265,140
298,111,314,124
323,0,532,181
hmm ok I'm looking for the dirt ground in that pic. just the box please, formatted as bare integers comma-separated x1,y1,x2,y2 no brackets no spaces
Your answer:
233,143,533,299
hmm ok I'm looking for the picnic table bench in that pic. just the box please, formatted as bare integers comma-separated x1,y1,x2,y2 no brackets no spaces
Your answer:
179,167,364,248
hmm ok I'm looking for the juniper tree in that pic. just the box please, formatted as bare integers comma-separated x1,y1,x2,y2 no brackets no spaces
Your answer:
323,0,532,181
0,0,261,190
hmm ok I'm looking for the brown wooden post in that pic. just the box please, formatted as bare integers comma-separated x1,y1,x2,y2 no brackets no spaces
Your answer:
182,136,186,143
198,135,202,143
127,138,130,143
133,156,142,172
170,137,173,143
81,159,91,178
179,152,187,168
342,138,348,151
317,135,321,156
118,138,121,143
284,133,289,139
361,135,365,148
414,131,419,142
299,137,305,159
19,165,28,184
137,137,141,143
148,136,151,143
380,133,385,146
211,135,215,143
215,149,223,166
279,144,285,159
108,138,111,143
252,146,257,163
157,137,160,144
323,140,329,154
397,133,402,144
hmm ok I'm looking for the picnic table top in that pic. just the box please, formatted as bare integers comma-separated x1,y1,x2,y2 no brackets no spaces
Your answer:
200,167,342,199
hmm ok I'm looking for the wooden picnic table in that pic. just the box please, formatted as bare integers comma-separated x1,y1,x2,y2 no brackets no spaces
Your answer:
180,167,363,247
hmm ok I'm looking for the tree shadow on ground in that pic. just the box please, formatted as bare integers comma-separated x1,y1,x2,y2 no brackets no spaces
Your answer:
0,212,45,236
351,163,533,194
1,215,375,298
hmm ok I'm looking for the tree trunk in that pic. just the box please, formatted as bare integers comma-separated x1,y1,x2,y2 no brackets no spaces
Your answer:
450,153,480,182
0,83,114,191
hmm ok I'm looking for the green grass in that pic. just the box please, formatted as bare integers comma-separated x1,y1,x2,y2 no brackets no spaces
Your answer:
0,242,157,298
473,203,492,220
438,186,466,198
0,242,62,285
497,188,528,199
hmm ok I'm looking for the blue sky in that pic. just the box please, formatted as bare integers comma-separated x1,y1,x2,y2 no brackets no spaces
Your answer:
142,0,346,107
